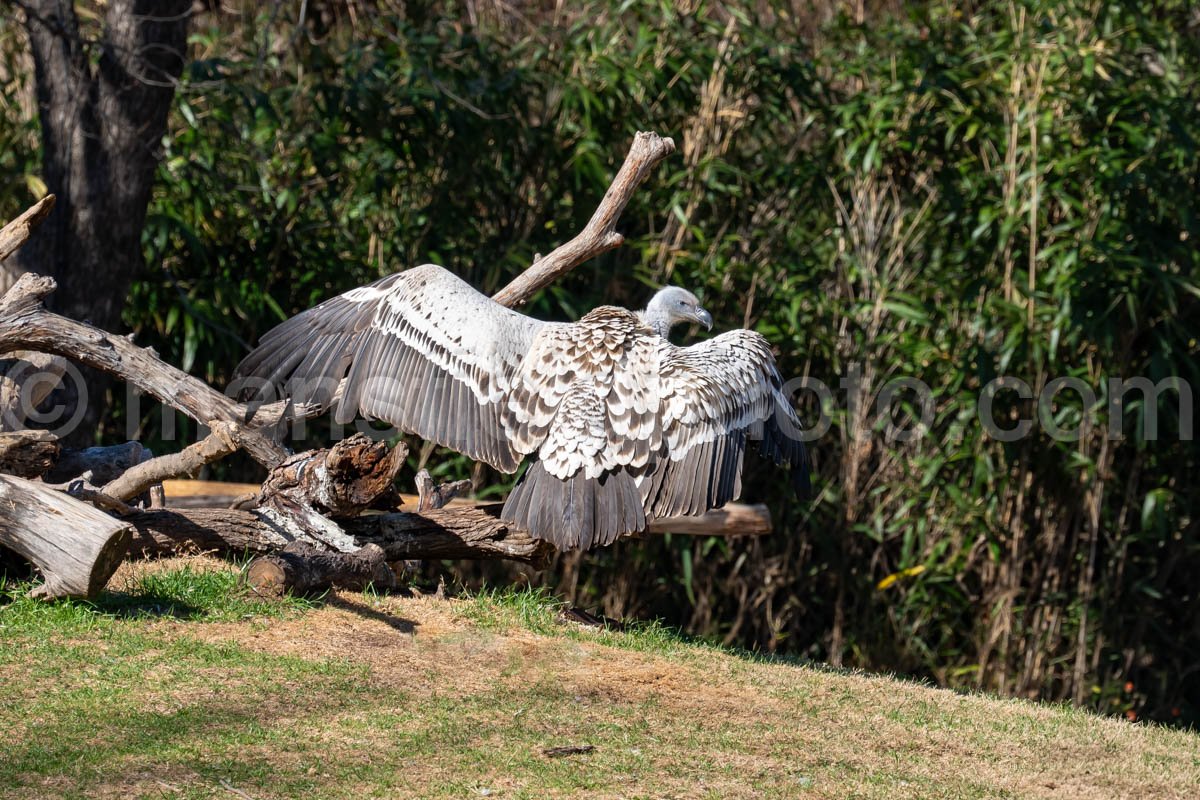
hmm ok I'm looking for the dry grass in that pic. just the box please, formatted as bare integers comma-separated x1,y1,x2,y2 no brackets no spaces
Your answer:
1,556,1197,800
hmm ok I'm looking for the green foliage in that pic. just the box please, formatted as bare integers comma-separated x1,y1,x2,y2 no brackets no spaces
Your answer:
0,18,41,220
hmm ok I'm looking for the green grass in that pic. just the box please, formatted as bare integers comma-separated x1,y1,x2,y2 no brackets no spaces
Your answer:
0,565,357,800
0,561,316,634
2,559,1199,799
457,584,703,656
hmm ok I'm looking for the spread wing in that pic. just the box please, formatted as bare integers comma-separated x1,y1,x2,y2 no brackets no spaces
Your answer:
642,330,810,518
234,264,543,472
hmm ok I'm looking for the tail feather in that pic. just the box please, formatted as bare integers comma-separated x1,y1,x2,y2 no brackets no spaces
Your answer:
502,462,645,551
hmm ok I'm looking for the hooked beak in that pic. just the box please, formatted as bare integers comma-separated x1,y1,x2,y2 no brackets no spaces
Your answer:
692,307,713,331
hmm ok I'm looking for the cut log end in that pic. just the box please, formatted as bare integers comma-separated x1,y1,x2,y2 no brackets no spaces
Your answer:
243,542,397,597
27,524,132,599
0,474,133,599
242,558,289,597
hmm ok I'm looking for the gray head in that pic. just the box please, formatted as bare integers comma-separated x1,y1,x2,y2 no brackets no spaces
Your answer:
640,286,713,338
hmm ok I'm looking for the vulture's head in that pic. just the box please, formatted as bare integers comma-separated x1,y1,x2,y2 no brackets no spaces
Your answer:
642,286,713,337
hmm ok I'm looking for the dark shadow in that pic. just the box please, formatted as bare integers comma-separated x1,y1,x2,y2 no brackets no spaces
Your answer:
88,590,206,620
325,594,418,635
0,544,35,592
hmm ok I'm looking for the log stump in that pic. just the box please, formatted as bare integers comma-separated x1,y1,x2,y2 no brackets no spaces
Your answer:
0,474,132,598
243,542,396,596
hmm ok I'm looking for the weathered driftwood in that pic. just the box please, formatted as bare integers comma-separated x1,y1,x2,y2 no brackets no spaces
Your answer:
0,351,68,431
101,422,239,503
44,440,150,484
258,433,406,516
0,429,60,478
348,505,551,561
415,469,472,512
125,505,550,564
0,474,131,599
240,435,411,592
0,274,287,467
0,194,55,263
158,479,773,538
243,542,396,596
122,495,768,571
491,131,675,308
250,434,408,554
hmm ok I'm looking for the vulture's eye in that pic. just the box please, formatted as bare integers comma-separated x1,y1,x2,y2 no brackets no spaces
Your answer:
678,300,687,308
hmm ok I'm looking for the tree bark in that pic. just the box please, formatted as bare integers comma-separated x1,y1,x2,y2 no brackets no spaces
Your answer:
250,434,409,553
12,0,190,330
125,505,551,565
257,433,407,518
243,542,397,596
0,429,59,477
12,0,191,439
0,473,132,598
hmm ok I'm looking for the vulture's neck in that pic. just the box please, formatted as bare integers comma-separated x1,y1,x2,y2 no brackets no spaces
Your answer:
637,308,674,339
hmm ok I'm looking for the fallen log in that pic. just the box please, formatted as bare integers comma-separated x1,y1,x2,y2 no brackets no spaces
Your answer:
243,542,396,596
124,505,551,564
242,460,450,595
252,434,408,554
0,474,131,599
158,480,775,538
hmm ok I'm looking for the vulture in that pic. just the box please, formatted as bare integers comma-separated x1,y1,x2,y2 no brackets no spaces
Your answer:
235,264,809,551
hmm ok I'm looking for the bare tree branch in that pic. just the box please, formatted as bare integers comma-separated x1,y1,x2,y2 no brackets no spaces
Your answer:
101,421,241,502
0,274,288,467
0,194,55,263
491,131,676,308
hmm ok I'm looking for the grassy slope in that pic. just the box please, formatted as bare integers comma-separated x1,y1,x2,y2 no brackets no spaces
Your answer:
1,558,1197,800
